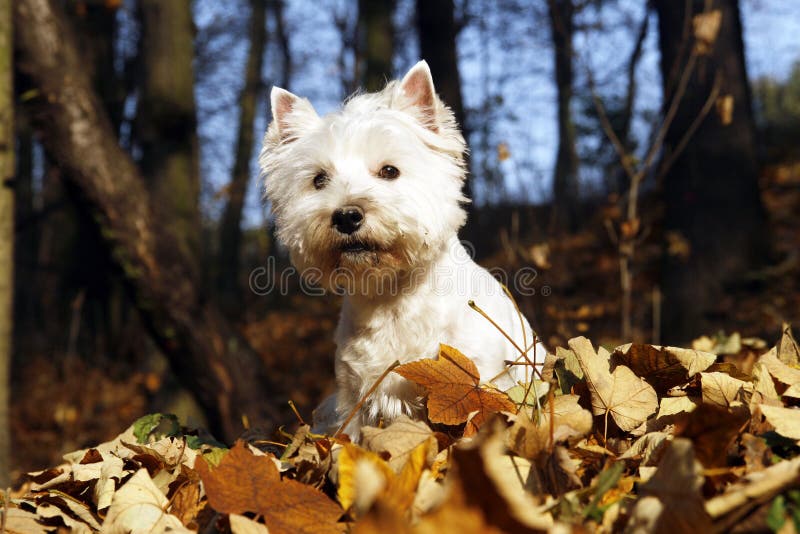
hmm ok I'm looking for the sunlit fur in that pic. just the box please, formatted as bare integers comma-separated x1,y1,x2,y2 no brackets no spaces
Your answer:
260,61,545,438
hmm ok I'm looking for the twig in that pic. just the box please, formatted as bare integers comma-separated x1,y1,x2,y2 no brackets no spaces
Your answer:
333,360,401,439
469,300,543,380
287,400,306,426
502,285,529,383
706,457,800,529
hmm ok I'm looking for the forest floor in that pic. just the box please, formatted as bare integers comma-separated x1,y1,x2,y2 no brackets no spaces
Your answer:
9,160,800,483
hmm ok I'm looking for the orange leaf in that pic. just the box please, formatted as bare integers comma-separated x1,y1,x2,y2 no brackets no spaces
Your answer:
196,441,343,534
394,345,515,436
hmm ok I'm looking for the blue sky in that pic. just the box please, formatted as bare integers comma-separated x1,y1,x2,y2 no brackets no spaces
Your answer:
191,0,800,228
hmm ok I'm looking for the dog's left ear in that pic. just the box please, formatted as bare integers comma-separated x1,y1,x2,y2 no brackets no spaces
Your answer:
398,60,439,132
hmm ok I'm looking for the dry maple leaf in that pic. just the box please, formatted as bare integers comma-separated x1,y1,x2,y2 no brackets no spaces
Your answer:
612,343,716,393
569,337,658,433
196,441,343,534
394,345,516,436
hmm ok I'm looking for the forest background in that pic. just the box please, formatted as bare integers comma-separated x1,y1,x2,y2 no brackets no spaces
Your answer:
1,0,799,486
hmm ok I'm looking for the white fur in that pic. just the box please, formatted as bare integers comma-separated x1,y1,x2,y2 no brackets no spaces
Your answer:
260,61,545,438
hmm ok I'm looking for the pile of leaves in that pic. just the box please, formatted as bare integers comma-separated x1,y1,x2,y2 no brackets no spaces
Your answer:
3,327,800,533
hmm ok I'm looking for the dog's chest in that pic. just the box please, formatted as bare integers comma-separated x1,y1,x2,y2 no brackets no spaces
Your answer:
337,295,446,374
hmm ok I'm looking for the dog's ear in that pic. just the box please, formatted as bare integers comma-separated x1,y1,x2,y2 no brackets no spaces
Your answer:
270,87,318,141
398,60,439,132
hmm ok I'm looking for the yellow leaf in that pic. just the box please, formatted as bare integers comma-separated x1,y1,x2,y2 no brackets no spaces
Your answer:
336,444,394,514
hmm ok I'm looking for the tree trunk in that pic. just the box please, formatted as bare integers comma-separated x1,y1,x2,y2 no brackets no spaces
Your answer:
547,0,579,233
217,0,268,315
0,0,14,488
415,0,472,201
136,0,202,264
69,1,125,133
654,0,766,342
358,0,395,91
271,0,291,90
14,0,283,442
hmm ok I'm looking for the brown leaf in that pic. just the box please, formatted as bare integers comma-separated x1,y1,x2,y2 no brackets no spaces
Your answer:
612,343,716,393
628,438,712,534
757,405,800,440
361,416,438,473
569,337,658,432
676,404,750,468
196,441,343,534
759,347,800,388
700,371,752,407
508,395,592,459
394,345,515,436
693,10,722,54
168,475,206,529
434,423,552,533
777,324,800,366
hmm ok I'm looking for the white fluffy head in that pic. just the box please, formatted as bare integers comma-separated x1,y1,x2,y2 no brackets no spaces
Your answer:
260,61,468,294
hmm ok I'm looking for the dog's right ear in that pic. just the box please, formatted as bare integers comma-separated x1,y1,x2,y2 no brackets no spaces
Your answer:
270,87,319,142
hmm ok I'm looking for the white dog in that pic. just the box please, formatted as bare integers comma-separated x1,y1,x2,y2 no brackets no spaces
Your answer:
260,61,545,437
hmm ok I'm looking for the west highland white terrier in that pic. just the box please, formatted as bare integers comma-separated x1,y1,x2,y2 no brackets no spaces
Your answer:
260,61,545,437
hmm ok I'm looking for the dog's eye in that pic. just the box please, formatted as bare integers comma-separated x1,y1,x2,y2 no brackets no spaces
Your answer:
313,172,329,190
378,165,400,180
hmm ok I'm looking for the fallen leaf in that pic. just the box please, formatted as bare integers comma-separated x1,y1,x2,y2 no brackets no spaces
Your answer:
361,416,438,473
101,468,192,534
442,422,552,532
620,432,671,465
1,507,51,534
759,347,800,387
676,404,750,468
705,457,800,519
554,346,584,394
632,396,699,435
612,343,716,393
758,405,800,440
752,362,781,402
196,441,343,534
777,324,800,366
230,514,270,534
700,371,752,407
336,444,394,514
569,337,658,432
36,501,94,533
628,438,712,533
508,394,592,458
394,345,515,436
168,474,205,528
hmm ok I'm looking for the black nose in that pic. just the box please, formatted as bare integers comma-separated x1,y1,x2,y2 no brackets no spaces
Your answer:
332,205,364,234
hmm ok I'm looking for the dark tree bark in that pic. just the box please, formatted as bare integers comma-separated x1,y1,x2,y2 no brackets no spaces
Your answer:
271,0,291,90
654,0,766,342
416,0,471,200
69,1,126,132
14,0,283,442
217,0,268,315
547,0,579,233
416,0,465,130
136,0,202,263
358,0,395,91
0,0,13,488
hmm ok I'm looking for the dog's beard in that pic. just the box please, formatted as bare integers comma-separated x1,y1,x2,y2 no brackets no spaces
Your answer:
292,230,425,297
